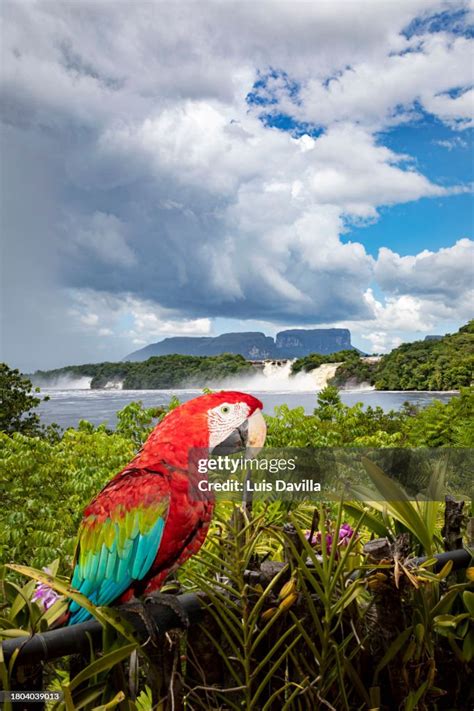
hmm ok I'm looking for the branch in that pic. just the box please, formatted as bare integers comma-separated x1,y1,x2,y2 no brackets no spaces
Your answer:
1,593,203,666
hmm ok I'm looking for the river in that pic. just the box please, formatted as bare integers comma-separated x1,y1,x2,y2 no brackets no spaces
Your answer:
37,387,458,429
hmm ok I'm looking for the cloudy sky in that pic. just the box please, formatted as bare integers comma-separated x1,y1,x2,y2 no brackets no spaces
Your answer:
1,0,473,371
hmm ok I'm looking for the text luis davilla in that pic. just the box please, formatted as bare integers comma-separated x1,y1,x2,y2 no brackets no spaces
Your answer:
198,479,322,493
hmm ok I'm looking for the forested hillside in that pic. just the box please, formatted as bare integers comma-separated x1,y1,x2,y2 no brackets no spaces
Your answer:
292,322,473,391
32,353,253,389
374,321,473,390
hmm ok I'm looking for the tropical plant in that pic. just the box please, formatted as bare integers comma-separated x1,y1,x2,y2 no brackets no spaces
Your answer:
0,363,50,437
1,387,473,709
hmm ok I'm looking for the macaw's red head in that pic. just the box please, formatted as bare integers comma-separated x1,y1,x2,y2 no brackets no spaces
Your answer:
135,391,266,470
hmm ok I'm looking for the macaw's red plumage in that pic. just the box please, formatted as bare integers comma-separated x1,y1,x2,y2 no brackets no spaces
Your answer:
66,391,266,624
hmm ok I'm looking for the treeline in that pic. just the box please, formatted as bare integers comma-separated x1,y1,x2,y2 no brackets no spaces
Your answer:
292,321,473,391
33,353,254,389
373,321,473,390
290,350,357,375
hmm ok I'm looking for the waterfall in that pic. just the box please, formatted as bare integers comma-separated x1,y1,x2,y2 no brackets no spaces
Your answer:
103,380,124,390
263,360,341,390
226,360,342,391
262,359,294,384
310,363,341,389
32,375,93,389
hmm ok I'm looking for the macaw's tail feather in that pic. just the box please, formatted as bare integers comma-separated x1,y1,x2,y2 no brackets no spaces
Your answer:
68,606,93,625
50,609,71,628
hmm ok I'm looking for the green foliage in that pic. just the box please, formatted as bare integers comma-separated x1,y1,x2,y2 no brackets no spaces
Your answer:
292,321,474,392
265,385,474,448
331,352,378,386
349,457,446,556
3,499,471,709
115,401,164,446
0,563,141,711
374,320,474,391
0,363,50,437
32,353,254,390
265,385,408,447
180,505,370,710
291,349,357,375
0,378,473,708
404,387,474,447
0,427,135,571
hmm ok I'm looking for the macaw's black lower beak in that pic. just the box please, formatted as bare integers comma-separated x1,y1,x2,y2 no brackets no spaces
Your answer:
211,420,248,455
211,409,267,456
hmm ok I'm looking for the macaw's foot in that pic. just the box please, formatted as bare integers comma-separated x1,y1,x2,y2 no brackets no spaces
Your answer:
119,594,189,648
144,592,190,629
119,599,161,647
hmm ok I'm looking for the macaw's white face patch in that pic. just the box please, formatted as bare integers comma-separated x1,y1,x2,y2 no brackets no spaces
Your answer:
207,401,251,451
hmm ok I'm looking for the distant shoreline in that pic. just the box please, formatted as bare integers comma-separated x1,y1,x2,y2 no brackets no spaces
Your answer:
37,385,461,394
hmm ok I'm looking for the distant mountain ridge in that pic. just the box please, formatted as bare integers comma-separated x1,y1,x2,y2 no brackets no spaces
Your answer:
124,328,354,361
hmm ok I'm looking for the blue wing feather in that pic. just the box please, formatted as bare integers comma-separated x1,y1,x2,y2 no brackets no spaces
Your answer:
68,502,168,625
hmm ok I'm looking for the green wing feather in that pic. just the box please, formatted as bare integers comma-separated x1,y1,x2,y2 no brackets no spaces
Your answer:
69,498,169,625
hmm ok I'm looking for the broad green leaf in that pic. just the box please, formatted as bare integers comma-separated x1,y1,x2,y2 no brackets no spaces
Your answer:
67,644,136,691
9,580,36,621
374,627,412,679
463,590,474,616
405,680,429,711
462,629,474,662
92,690,126,710
431,584,467,618
436,560,453,580
360,458,434,554
433,614,459,628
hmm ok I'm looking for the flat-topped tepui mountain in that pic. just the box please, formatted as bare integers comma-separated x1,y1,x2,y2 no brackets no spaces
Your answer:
124,328,354,361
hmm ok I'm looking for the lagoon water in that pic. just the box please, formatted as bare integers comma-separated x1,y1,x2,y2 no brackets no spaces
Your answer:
37,387,457,429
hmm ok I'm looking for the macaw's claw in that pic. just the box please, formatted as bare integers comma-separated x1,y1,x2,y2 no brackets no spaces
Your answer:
144,592,190,629
119,600,161,648
119,593,189,647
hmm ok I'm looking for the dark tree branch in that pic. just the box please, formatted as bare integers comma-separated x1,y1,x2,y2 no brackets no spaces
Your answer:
1,593,203,666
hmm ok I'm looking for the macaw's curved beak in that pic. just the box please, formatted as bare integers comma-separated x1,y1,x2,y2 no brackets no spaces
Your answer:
211,409,267,455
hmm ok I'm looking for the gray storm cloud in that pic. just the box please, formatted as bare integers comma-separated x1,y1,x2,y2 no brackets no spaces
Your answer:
1,0,472,369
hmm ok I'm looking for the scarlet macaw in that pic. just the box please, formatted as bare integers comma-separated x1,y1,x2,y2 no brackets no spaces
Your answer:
66,391,266,624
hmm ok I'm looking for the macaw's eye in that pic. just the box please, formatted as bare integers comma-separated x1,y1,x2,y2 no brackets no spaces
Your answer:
220,405,231,415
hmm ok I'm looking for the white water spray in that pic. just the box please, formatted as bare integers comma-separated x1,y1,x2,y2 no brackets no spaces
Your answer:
103,380,124,390
33,375,93,390
310,363,341,389
224,360,343,392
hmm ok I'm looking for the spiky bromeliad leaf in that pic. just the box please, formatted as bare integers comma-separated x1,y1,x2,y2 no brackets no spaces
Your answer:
354,458,435,554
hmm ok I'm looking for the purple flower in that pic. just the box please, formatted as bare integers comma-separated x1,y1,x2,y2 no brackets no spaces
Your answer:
31,568,60,610
305,523,354,554
305,530,333,553
338,523,355,546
